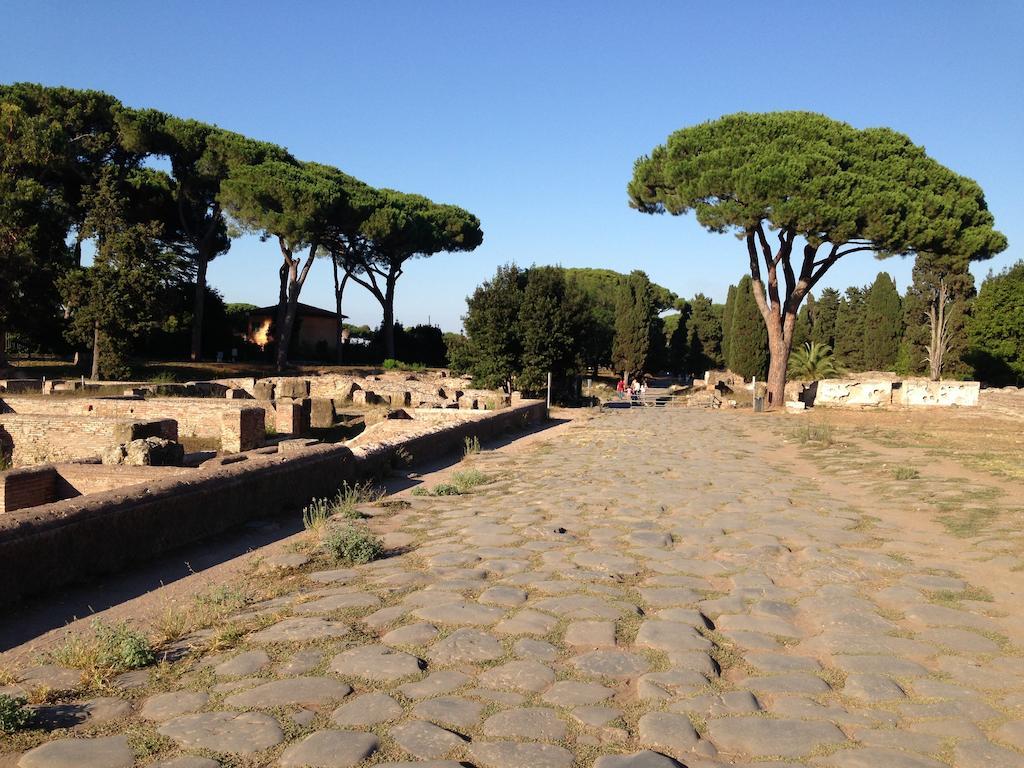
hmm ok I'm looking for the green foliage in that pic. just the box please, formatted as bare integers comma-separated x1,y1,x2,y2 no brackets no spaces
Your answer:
863,272,902,370
0,695,31,734
834,286,867,370
322,525,384,565
59,167,185,379
968,261,1024,386
48,620,155,678
904,252,976,379
811,288,840,349
720,284,736,365
612,270,658,378
792,296,814,350
382,358,426,372
518,266,588,392
562,267,677,373
460,264,526,391
413,469,491,497
727,275,768,379
662,307,690,374
787,342,840,380
464,435,481,457
686,294,723,374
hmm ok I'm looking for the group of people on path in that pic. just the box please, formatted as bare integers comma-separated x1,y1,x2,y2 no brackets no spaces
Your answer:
616,375,648,402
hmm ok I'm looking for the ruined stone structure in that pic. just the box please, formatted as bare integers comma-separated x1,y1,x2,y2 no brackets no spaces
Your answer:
813,378,981,409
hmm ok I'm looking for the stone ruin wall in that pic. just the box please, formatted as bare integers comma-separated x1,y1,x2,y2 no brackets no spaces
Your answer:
0,411,176,467
0,400,547,605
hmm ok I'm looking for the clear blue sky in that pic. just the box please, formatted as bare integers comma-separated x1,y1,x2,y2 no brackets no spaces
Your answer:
3,1,1022,331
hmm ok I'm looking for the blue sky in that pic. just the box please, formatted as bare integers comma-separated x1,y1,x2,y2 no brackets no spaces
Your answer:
3,1,1022,331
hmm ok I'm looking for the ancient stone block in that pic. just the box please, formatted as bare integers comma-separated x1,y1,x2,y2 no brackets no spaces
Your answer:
222,407,265,453
253,380,275,401
352,390,379,406
815,379,894,408
224,388,253,400
458,395,478,410
309,398,335,428
898,380,980,407
276,399,310,436
277,378,311,399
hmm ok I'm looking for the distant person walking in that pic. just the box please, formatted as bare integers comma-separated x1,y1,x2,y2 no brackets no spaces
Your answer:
616,378,626,399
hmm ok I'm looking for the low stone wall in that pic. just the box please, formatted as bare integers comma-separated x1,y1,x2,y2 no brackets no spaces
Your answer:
814,379,981,409
0,466,58,513
0,395,271,440
895,380,981,407
0,413,175,467
0,400,546,605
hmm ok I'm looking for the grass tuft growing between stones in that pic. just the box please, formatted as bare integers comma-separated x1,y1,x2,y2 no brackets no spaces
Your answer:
411,468,492,497
47,620,155,685
928,585,994,607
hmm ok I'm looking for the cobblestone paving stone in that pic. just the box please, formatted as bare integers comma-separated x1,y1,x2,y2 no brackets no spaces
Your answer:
7,410,1024,766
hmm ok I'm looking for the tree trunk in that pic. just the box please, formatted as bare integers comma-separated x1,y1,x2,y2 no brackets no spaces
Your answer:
91,322,100,380
382,276,397,360
276,260,299,372
274,261,289,371
333,259,349,365
0,325,8,370
190,250,209,362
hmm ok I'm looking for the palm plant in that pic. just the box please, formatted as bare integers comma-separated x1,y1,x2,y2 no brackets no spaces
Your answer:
788,341,841,380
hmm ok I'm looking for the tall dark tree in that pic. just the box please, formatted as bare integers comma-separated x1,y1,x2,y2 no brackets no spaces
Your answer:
792,293,814,350
863,272,902,370
720,284,737,367
686,294,723,374
967,261,1024,386
611,270,657,380
460,265,527,393
563,267,676,372
58,168,183,379
518,266,588,394
630,111,1006,406
663,304,691,374
811,288,841,349
833,287,867,370
903,253,975,380
727,275,769,380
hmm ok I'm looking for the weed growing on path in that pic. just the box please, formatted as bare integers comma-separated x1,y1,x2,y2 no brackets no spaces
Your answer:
464,435,481,457
411,468,492,497
792,422,834,446
893,466,921,480
0,695,31,734
47,620,154,684
323,525,384,564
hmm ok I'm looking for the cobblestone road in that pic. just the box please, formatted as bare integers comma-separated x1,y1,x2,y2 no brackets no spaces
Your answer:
5,409,1024,768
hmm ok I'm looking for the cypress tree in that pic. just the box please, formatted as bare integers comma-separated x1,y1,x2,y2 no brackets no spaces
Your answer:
686,293,723,374
863,272,902,370
968,261,1024,386
518,266,588,393
792,293,814,350
720,284,737,365
727,275,769,379
834,286,867,370
611,270,656,378
811,288,840,349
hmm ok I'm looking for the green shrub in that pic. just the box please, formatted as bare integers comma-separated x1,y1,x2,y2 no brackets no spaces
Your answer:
48,620,154,677
432,482,463,496
451,468,489,490
0,695,31,734
382,359,426,372
463,435,481,457
322,525,384,564
303,497,332,537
